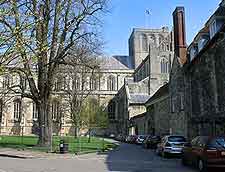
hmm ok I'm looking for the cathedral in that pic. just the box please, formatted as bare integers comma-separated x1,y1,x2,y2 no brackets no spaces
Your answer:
0,26,174,136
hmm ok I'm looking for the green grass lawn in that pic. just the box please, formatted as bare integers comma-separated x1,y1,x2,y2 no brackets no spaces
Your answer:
0,135,117,153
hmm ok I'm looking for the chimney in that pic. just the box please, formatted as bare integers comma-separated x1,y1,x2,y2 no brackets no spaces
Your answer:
173,7,187,65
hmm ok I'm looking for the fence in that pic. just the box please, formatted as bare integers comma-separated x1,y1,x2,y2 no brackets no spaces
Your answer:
0,126,112,153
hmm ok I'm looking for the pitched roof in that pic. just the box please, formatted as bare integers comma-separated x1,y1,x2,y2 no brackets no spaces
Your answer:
100,56,133,70
129,94,151,105
130,112,146,120
145,83,169,105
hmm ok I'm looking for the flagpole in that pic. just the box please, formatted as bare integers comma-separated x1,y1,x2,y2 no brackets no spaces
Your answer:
145,10,151,28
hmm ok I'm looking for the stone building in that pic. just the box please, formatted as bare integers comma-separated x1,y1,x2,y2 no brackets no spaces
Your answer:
109,27,174,135
145,84,170,136
184,1,225,138
170,1,225,139
0,25,174,136
0,56,134,136
128,0,225,140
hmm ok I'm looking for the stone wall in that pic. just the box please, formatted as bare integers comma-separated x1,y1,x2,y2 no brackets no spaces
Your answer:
185,31,225,138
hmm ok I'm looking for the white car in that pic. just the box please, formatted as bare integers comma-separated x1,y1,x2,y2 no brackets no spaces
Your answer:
156,135,187,158
136,135,147,144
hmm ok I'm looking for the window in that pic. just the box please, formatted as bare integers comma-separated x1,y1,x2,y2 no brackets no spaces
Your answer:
171,98,175,113
197,35,209,52
0,99,3,123
161,59,168,73
54,78,62,91
190,46,198,61
209,19,224,39
2,75,12,89
180,94,184,110
20,76,27,90
108,101,115,120
141,34,148,52
72,77,80,90
210,20,217,38
32,102,38,120
107,75,116,91
90,77,98,91
62,76,69,90
52,101,60,120
14,99,21,120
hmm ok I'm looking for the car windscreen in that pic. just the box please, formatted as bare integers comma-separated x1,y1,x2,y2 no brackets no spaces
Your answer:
168,136,186,142
209,137,225,148
139,136,145,139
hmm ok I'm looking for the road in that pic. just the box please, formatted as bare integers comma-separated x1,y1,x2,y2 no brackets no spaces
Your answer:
0,143,211,172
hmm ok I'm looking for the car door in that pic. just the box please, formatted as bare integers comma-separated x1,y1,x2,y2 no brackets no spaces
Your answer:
158,136,166,153
188,137,200,165
191,136,208,166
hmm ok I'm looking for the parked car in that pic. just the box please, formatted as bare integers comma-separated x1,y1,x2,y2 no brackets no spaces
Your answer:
126,135,138,144
143,135,152,148
109,133,115,138
182,136,225,172
143,136,161,149
115,134,126,142
136,135,147,144
156,135,187,158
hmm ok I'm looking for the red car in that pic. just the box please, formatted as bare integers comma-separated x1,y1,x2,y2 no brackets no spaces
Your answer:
182,136,225,172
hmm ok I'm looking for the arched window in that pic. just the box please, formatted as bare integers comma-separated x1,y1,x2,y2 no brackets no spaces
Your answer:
33,102,38,120
107,75,116,91
52,101,61,120
2,75,12,89
90,77,98,90
108,101,115,120
141,34,148,52
0,99,3,123
161,59,169,73
72,76,80,90
14,99,21,121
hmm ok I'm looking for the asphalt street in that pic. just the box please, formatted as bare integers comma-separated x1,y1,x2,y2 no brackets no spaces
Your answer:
0,143,218,172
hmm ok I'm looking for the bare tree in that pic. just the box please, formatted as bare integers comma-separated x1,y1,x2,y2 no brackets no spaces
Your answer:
60,43,102,137
0,0,107,147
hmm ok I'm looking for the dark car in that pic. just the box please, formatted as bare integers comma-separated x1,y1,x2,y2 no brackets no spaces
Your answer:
182,136,225,172
126,135,138,144
143,136,161,149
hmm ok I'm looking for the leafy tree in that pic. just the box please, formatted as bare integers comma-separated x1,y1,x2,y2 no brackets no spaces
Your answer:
0,0,107,147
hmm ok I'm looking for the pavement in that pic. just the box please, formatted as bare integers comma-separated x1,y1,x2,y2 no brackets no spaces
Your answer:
0,142,222,172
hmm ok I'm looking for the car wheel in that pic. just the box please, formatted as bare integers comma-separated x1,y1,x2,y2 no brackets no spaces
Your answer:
198,159,207,172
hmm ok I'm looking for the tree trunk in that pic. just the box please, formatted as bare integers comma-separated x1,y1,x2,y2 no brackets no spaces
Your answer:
88,128,91,143
37,98,52,150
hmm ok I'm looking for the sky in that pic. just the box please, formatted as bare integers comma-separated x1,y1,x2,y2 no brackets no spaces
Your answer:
102,0,221,56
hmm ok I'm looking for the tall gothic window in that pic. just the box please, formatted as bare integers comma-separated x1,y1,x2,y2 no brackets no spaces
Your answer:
14,99,21,120
107,75,116,91
72,76,80,90
161,59,168,73
141,34,148,52
62,76,70,90
20,76,27,90
108,101,115,120
33,102,38,120
0,99,3,123
90,77,98,91
52,101,60,120
2,75,12,89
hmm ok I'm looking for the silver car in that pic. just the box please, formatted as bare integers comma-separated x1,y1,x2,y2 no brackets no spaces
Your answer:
156,135,186,158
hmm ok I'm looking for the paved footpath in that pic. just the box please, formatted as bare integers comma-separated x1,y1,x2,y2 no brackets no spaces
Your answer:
0,143,220,172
